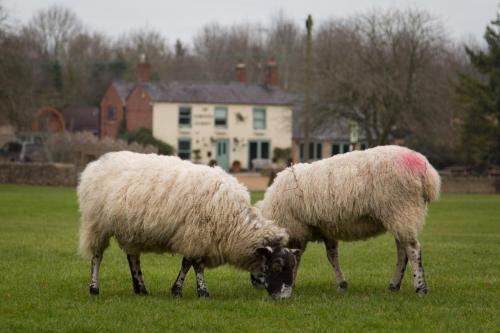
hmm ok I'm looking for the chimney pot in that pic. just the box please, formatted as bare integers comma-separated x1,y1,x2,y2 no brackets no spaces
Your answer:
265,58,279,87
235,60,247,83
137,54,150,82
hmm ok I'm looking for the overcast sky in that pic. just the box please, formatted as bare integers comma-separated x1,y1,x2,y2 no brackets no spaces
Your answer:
4,0,498,45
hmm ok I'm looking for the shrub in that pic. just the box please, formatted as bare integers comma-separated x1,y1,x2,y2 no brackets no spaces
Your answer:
45,131,158,169
273,147,291,161
122,128,174,155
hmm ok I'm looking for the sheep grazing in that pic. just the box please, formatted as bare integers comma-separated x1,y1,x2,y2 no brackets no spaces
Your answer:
254,145,441,296
78,151,297,300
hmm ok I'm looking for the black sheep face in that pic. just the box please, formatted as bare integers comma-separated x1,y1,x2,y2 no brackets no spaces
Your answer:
252,247,299,300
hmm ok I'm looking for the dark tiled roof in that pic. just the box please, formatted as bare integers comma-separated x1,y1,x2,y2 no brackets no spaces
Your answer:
141,81,297,106
112,80,135,103
293,108,366,142
62,106,99,134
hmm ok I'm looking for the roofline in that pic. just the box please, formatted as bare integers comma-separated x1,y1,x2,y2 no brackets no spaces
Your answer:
101,81,133,104
127,84,151,102
151,99,295,106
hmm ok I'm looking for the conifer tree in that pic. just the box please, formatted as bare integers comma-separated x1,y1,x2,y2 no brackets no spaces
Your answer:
458,10,500,172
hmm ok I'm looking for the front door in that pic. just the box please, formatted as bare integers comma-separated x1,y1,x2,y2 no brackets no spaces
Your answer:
215,139,229,170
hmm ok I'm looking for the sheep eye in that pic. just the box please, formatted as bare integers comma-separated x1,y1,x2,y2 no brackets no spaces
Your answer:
271,261,283,272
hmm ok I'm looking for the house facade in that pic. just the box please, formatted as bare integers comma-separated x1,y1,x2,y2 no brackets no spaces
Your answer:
153,100,292,170
145,80,294,170
98,59,295,169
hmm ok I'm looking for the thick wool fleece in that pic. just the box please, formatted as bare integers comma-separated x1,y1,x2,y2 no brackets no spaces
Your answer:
258,145,440,244
78,151,287,271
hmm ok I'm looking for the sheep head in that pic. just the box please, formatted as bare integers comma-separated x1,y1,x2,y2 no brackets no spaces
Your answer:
251,246,300,300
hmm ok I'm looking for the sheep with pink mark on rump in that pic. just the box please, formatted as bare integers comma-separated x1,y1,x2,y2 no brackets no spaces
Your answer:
252,145,440,296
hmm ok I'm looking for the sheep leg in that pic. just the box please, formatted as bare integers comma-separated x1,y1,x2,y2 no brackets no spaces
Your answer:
388,238,408,291
405,240,428,296
126,254,149,295
89,253,102,295
324,239,348,291
192,259,210,298
171,257,192,298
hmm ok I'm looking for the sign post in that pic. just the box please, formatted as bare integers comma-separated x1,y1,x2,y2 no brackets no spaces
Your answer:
350,120,359,152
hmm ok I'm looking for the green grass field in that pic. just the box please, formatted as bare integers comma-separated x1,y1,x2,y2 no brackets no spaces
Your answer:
0,185,499,332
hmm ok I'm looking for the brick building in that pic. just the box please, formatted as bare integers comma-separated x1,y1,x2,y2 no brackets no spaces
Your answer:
99,57,150,138
99,80,135,138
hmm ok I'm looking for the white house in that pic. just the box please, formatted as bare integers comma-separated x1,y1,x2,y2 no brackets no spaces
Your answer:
146,81,294,170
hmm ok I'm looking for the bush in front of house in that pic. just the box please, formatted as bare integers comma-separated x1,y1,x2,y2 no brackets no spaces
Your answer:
273,147,291,162
45,131,157,168
121,128,174,155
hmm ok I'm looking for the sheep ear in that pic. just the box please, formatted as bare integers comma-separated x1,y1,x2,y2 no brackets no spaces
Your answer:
290,249,301,257
256,246,273,258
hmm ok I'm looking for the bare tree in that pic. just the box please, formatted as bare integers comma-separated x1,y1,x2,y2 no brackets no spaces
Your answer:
193,22,267,82
0,31,40,127
114,28,173,80
266,10,303,89
23,5,83,60
0,1,8,31
314,8,454,153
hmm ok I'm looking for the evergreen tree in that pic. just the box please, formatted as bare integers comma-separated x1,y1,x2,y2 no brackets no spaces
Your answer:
458,11,500,172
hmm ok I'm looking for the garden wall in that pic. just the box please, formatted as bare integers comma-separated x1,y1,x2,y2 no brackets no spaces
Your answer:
0,163,499,193
441,176,499,194
0,162,77,187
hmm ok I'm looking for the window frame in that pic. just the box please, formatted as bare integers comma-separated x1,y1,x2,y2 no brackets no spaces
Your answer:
107,106,116,121
248,139,271,169
177,138,191,160
299,141,322,161
331,143,352,156
178,106,192,128
252,107,266,130
214,106,228,128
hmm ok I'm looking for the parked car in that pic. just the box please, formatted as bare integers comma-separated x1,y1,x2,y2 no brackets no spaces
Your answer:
0,141,22,162
0,141,47,162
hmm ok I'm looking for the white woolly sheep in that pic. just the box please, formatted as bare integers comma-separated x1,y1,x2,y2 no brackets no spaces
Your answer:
254,145,441,296
78,151,298,299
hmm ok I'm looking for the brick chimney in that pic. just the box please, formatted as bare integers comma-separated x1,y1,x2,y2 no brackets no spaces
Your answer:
137,53,150,82
265,58,279,87
235,60,246,83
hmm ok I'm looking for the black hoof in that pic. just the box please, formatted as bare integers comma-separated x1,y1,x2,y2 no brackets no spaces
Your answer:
337,281,348,292
416,286,428,297
388,283,401,292
171,286,182,298
89,286,99,295
133,285,149,295
197,289,210,298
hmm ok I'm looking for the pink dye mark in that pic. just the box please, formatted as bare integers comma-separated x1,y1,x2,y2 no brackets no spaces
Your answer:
401,151,426,173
